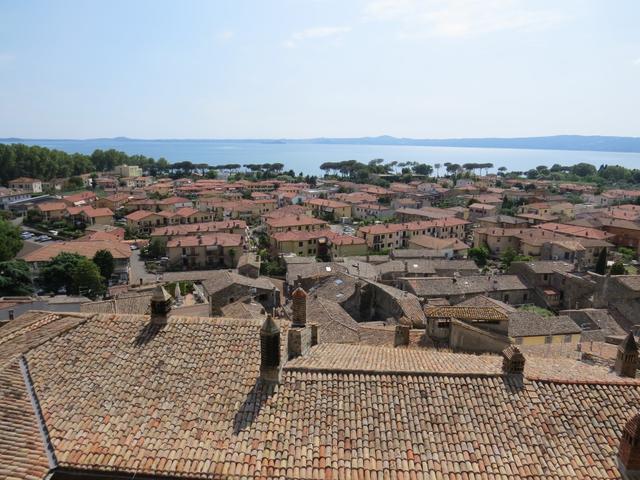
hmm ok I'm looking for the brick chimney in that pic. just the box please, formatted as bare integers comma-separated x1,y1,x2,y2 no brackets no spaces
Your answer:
394,324,410,347
502,345,525,374
150,285,172,324
291,287,307,327
615,333,639,378
288,287,315,359
618,413,640,478
260,314,281,384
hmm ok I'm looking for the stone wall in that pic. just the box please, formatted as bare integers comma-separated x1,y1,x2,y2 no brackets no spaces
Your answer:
210,285,276,316
449,319,510,353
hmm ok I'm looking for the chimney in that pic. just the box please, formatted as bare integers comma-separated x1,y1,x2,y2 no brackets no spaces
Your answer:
150,285,172,325
394,324,410,347
502,345,525,374
615,333,639,378
310,323,319,346
291,287,307,327
260,314,281,384
618,413,640,477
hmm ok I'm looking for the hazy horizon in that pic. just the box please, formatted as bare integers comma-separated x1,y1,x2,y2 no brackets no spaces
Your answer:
1,0,639,139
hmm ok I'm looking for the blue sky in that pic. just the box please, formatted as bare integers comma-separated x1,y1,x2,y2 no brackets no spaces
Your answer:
0,0,639,139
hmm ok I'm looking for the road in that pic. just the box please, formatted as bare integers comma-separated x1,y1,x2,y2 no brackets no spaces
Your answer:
129,250,156,286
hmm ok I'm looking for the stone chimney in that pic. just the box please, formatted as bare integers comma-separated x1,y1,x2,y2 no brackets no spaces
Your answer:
150,285,172,325
291,287,307,327
502,345,525,374
615,333,639,378
394,324,410,347
260,314,281,384
288,287,314,359
618,412,640,478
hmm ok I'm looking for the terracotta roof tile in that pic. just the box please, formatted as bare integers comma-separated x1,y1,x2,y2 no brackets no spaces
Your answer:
5,310,640,479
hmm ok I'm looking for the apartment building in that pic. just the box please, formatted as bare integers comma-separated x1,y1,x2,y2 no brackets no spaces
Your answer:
166,233,243,268
358,218,469,251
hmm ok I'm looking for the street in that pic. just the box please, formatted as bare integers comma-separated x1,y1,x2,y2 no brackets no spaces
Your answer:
129,250,156,286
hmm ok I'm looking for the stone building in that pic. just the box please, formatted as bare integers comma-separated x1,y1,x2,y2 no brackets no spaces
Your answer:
201,271,279,316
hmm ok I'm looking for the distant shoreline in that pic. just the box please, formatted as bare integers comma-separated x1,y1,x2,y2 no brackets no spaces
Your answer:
2,134,640,154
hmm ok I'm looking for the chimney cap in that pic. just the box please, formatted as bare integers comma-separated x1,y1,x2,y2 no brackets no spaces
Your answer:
503,345,524,361
261,314,280,334
292,287,307,299
623,412,640,439
619,332,638,354
152,285,172,302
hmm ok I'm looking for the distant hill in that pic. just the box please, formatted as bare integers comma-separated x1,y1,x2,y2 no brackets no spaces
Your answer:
2,135,640,153
289,135,640,153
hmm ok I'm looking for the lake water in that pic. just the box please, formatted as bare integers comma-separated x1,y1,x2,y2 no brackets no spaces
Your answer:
4,139,640,175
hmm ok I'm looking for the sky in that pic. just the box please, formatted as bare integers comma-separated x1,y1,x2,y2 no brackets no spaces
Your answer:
0,0,639,139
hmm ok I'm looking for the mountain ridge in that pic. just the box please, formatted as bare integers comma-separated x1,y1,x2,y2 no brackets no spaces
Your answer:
2,135,640,153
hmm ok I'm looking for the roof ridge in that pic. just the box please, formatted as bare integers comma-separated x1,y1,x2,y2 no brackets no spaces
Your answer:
19,356,58,471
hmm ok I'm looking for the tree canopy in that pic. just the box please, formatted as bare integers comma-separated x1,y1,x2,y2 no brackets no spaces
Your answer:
0,259,33,296
93,249,115,284
0,219,23,261
37,252,105,298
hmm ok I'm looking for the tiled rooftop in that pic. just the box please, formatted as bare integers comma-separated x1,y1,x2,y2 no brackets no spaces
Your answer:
2,310,640,478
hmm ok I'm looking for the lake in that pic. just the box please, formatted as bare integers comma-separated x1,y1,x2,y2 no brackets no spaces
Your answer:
4,139,640,175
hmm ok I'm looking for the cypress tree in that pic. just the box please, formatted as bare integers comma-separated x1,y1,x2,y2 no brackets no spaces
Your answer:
595,248,607,275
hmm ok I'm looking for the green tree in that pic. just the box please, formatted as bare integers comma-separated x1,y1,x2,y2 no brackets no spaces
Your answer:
66,176,84,189
610,261,627,276
595,248,607,275
25,209,44,225
468,246,490,267
93,249,115,284
413,163,433,176
0,219,23,261
146,237,167,259
0,259,33,296
500,247,530,270
38,252,84,294
618,247,635,263
71,257,105,299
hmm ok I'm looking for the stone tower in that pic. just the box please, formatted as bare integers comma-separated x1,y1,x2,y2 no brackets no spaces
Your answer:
615,332,639,378
260,314,281,384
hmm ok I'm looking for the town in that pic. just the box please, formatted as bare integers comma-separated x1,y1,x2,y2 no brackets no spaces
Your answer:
3,147,640,479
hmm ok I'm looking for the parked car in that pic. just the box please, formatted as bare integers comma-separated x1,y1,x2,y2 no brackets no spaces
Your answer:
48,230,59,236
36,235,52,242
20,231,34,239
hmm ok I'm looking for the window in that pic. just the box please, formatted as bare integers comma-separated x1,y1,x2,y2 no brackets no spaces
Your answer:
543,274,548,281
544,336,553,344
564,334,573,343
298,241,303,247
503,294,510,303
523,293,528,302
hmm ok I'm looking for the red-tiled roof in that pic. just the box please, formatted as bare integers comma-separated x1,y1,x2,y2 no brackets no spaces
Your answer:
359,218,469,235
266,214,327,229
37,201,67,212
166,233,243,248
22,240,132,262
